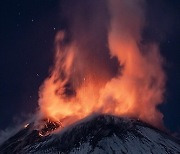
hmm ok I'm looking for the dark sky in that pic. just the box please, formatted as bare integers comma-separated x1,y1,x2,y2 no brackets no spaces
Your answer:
0,0,179,134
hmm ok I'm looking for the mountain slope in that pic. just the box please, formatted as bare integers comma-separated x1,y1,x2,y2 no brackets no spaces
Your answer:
0,114,179,153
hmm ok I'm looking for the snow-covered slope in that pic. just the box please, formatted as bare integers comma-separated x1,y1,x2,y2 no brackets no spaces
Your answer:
0,114,179,153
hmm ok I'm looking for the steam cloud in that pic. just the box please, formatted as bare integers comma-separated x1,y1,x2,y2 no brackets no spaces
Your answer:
38,0,165,128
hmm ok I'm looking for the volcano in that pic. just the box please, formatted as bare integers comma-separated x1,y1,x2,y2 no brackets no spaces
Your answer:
0,114,179,153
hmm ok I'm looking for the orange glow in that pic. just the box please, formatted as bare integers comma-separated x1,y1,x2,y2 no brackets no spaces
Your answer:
38,1,165,130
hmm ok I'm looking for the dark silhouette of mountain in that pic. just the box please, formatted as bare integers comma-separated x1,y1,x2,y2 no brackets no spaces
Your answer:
0,114,179,153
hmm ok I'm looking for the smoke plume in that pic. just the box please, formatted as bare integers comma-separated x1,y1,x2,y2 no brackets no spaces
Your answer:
38,0,165,128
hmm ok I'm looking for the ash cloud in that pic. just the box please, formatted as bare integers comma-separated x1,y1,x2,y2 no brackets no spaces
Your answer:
38,0,167,128
59,0,120,91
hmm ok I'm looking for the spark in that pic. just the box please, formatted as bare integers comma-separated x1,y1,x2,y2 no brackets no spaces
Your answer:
39,132,44,137
24,123,29,128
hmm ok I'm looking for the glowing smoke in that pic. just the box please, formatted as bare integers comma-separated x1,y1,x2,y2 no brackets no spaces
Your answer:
38,0,165,128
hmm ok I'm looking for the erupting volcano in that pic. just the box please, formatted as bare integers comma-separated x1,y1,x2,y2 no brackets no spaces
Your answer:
1,0,180,153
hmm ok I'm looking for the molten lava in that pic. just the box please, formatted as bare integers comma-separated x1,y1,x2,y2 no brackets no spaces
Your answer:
37,119,62,137
38,0,165,130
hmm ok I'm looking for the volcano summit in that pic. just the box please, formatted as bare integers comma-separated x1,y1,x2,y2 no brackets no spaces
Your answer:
0,114,179,153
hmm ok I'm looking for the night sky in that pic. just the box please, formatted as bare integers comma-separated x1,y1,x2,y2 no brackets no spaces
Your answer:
0,0,180,135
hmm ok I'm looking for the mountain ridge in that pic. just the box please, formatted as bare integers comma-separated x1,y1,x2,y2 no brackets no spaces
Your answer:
0,114,179,153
